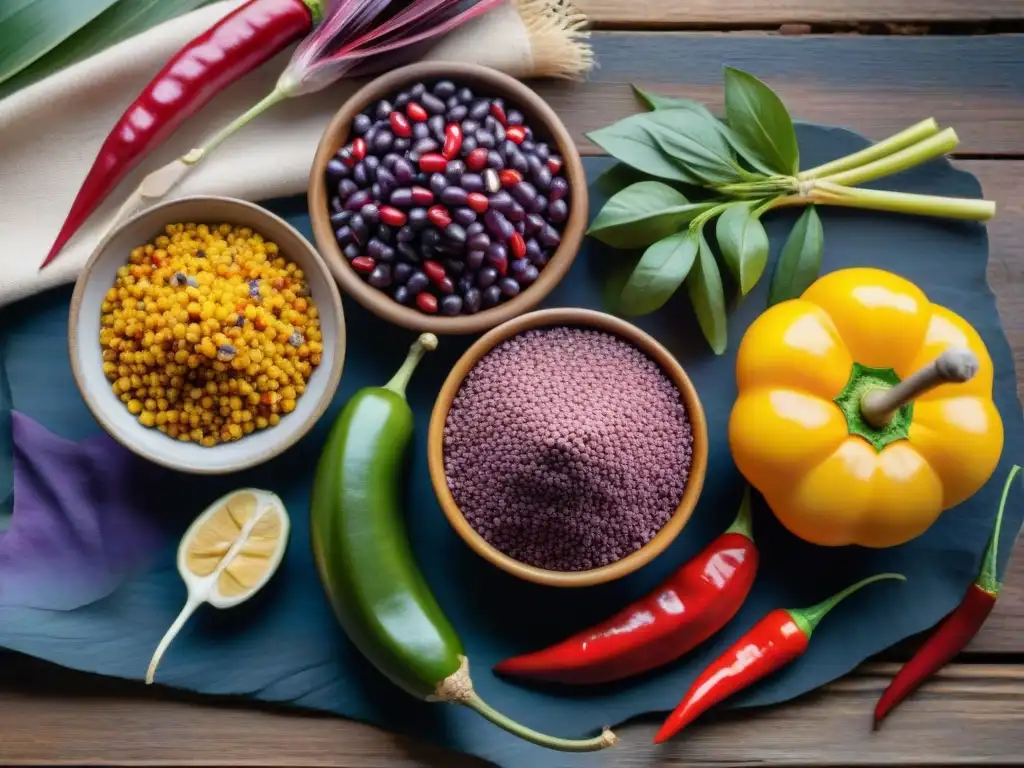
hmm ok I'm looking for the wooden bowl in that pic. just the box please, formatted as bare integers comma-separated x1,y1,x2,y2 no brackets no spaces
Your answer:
309,62,587,336
427,308,708,587
69,196,345,475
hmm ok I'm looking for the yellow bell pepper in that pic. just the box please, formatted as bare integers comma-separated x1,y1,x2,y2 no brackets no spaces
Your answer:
729,267,1004,548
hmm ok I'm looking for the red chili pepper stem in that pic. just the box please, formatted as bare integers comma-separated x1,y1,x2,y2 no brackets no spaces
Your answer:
724,486,754,540
786,572,907,639
872,464,1021,728
976,464,1021,596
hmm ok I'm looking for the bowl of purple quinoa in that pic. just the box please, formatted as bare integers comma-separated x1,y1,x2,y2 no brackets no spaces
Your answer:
428,308,708,587
309,62,587,336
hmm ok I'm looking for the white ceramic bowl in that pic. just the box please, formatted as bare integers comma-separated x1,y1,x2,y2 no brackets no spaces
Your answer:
69,196,346,475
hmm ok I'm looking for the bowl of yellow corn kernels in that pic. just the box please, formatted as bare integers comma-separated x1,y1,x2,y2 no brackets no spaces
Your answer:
69,196,345,474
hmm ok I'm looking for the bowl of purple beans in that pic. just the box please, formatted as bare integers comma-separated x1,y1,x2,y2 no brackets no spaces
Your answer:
309,62,587,335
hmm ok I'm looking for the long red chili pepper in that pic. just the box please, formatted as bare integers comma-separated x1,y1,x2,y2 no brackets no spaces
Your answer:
39,0,322,270
494,489,759,685
874,464,1021,727
653,571,906,744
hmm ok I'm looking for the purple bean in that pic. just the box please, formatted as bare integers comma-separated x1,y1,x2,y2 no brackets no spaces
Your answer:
535,142,551,161
533,166,553,191
390,188,414,207
500,139,518,160
462,173,484,193
467,232,490,251
460,134,479,156
486,150,504,170
397,242,420,262
447,104,468,122
393,262,413,284
393,285,411,304
445,160,466,182
330,196,343,213
374,100,393,120
408,207,428,229
330,210,351,228
430,173,448,197
456,87,474,103
349,214,368,245
421,93,446,115
376,167,396,197
397,225,415,243
441,186,469,207
343,243,360,261
507,202,525,223
410,83,426,98
461,118,479,135
488,190,515,215
539,224,562,248
412,137,439,155
528,194,547,214
469,99,490,120
393,158,415,184
521,264,540,285
367,239,393,262
476,130,496,149
453,207,477,227
511,181,537,206
510,258,530,280
463,288,482,314
445,223,467,244
394,138,410,153
507,109,524,125
444,258,465,277
492,122,506,143
524,213,545,236
486,242,508,269
326,158,348,182
406,271,429,294
510,152,529,175
548,199,568,223
395,91,410,108
440,294,463,315
383,153,401,170
372,131,394,154
377,224,395,243
446,95,460,110
353,114,373,135
360,203,380,226
371,182,382,199
521,140,535,153
364,123,381,146
345,189,373,211
433,80,456,98
412,121,430,140
428,114,446,142
482,284,502,308
421,228,442,248
466,250,486,270
526,238,543,264
500,277,521,297
484,209,514,242
549,176,569,201
477,266,499,289
338,178,358,200
334,226,354,246
514,220,526,235
369,265,392,288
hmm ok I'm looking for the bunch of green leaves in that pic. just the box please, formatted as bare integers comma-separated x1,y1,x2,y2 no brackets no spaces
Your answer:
587,67,994,354
0,0,219,100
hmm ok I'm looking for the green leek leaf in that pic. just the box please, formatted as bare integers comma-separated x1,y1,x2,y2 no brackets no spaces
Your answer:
0,0,217,98
715,201,770,295
768,205,824,306
0,0,120,90
619,230,699,317
687,231,729,354
587,181,716,249
723,66,800,176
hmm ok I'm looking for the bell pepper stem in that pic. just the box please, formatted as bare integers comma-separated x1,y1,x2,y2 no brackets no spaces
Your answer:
302,0,325,23
384,333,438,398
976,465,1022,595
462,694,618,752
860,347,979,429
724,486,754,540
788,573,906,638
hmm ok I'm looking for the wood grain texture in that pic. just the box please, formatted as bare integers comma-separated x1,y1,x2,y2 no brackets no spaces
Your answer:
578,0,1024,27
533,34,1024,156
3,662,1024,766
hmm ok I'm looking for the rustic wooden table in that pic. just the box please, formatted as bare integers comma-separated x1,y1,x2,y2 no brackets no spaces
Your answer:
3,1,1024,765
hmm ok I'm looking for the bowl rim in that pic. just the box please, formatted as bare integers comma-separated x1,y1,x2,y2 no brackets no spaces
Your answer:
68,194,346,475
427,307,709,587
308,61,588,336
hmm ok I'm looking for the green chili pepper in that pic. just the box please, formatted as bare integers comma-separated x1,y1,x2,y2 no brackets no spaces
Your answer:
310,334,617,753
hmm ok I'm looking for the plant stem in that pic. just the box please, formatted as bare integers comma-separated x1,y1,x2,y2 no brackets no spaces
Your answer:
182,86,293,165
463,694,618,751
817,128,959,187
690,201,740,230
384,334,438,398
725,486,754,540
976,465,1022,595
813,181,996,220
788,573,906,638
798,119,940,181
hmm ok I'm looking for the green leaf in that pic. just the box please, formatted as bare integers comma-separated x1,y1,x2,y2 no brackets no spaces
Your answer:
633,85,720,121
687,231,729,354
715,202,770,295
768,205,824,306
619,230,699,316
0,0,120,89
587,114,703,185
0,0,217,98
588,181,716,249
594,161,650,197
723,66,800,176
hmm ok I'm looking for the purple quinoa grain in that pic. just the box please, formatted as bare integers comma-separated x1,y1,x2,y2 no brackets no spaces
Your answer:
442,327,693,572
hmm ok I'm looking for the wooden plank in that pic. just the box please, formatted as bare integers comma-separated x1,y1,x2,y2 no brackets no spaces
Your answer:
578,0,1024,28
2,662,1023,766
534,34,1024,156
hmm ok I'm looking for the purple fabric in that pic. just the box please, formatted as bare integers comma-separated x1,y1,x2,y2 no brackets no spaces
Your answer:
0,412,168,611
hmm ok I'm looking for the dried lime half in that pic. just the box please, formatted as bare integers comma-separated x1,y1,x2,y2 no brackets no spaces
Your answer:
146,488,290,684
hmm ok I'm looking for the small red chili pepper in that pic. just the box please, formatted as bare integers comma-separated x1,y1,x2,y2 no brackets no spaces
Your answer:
466,148,489,171
416,292,438,313
467,192,489,213
874,464,1021,728
406,102,428,122
389,111,412,138
419,153,448,173
428,206,452,229
411,187,434,206
378,206,407,227
654,572,906,744
443,123,463,159
39,0,320,271
351,256,375,274
494,491,758,685
499,169,522,187
490,102,508,126
547,156,563,174
423,260,446,285
506,125,527,144
509,232,527,260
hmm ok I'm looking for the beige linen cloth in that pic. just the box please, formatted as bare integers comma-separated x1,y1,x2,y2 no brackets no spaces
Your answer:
0,0,590,309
